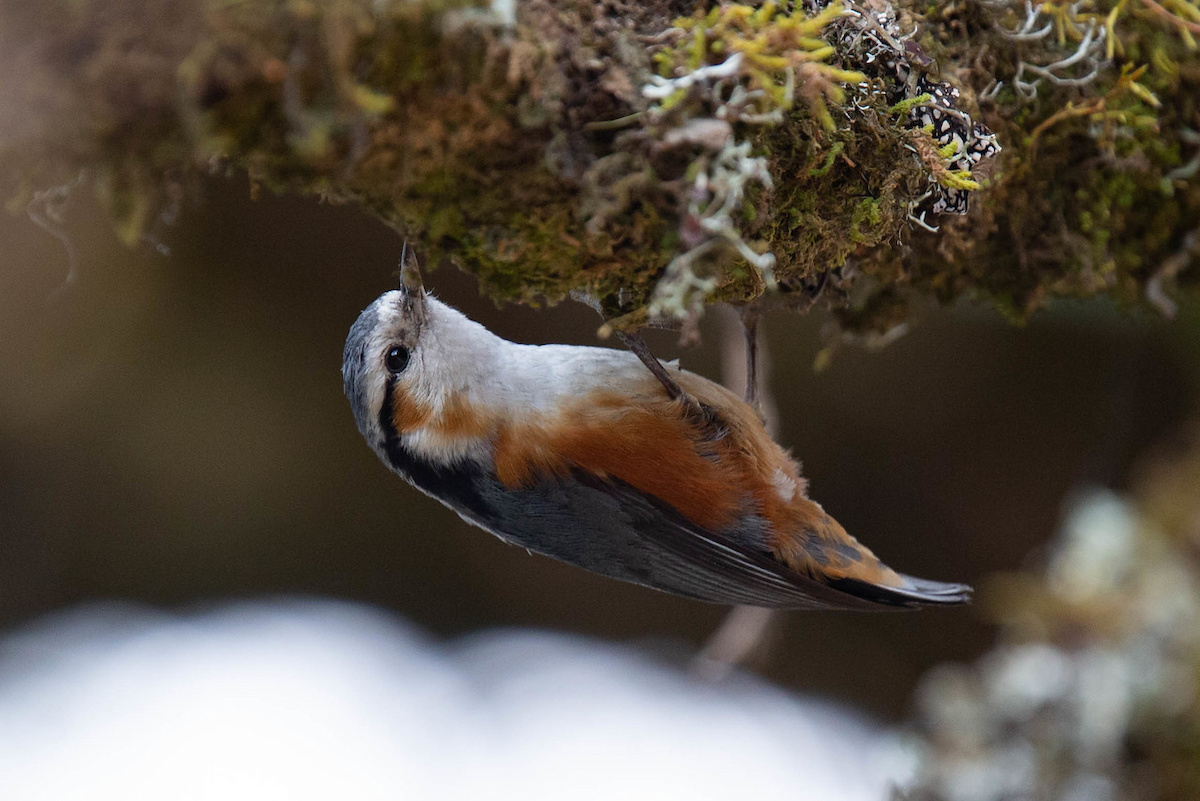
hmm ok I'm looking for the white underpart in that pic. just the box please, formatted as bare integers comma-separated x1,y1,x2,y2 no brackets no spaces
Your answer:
395,297,660,466
770,467,800,503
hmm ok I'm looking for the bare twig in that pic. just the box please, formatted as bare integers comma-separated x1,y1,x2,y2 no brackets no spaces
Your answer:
691,305,784,681
741,305,762,412
1140,0,1200,34
692,605,780,682
28,174,85,301
1145,227,1199,318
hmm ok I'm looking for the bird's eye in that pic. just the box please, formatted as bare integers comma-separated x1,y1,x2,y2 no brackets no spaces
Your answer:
385,346,410,374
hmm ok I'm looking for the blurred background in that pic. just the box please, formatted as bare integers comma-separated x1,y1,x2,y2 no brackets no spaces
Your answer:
1,177,1198,797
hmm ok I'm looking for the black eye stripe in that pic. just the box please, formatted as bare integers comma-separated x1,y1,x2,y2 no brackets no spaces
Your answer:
386,346,410,374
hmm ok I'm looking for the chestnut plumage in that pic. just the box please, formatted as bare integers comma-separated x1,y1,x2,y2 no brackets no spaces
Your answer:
342,264,970,610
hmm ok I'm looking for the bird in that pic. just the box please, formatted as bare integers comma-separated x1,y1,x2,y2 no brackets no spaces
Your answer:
342,252,971,610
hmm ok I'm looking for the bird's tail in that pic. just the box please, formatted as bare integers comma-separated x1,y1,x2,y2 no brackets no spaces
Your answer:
826,571,972,608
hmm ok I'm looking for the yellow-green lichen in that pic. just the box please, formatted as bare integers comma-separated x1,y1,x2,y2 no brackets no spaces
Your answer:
0,0,1195,335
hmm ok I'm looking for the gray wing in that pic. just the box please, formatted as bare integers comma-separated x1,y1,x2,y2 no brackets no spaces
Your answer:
451,467,966,610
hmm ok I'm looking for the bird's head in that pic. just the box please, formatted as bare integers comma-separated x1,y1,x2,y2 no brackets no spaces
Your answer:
342,245,429,453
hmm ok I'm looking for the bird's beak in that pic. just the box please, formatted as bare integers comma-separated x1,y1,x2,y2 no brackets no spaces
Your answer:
398,241,427,326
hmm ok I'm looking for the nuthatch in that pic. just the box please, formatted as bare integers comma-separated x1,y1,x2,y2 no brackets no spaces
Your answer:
342,252,970,610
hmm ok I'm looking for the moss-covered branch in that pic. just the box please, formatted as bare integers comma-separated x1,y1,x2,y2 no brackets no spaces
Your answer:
1,0,1196,331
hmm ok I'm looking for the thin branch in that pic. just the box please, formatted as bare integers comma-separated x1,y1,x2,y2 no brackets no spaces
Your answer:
691,304,783,681
1140,0,1200,33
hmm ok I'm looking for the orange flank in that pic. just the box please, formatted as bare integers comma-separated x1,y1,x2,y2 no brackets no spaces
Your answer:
771,509,903,587
434,393,493,439
494,390,744,532
394,370,902,588
391,387,489,439
390,384,432,432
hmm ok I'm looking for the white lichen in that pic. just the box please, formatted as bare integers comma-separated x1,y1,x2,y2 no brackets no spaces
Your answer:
641,52,783,323
907,486,1200,801
990,1,1109,100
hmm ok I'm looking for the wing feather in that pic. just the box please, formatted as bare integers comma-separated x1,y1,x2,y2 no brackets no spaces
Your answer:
382,403,968,609
569,472,922,610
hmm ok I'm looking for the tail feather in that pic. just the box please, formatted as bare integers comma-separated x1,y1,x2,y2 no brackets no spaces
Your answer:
826,572,972,608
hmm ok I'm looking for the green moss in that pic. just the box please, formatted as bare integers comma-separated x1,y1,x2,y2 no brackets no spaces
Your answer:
749,93,924,288
1,0,1196,334
807,141,844,177
850,197,883,243
805,0,1198,323
657,1,865,130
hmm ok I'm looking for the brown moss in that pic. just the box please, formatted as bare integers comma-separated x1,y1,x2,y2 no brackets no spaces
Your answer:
861,0,1200,321
0,0,1196,334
